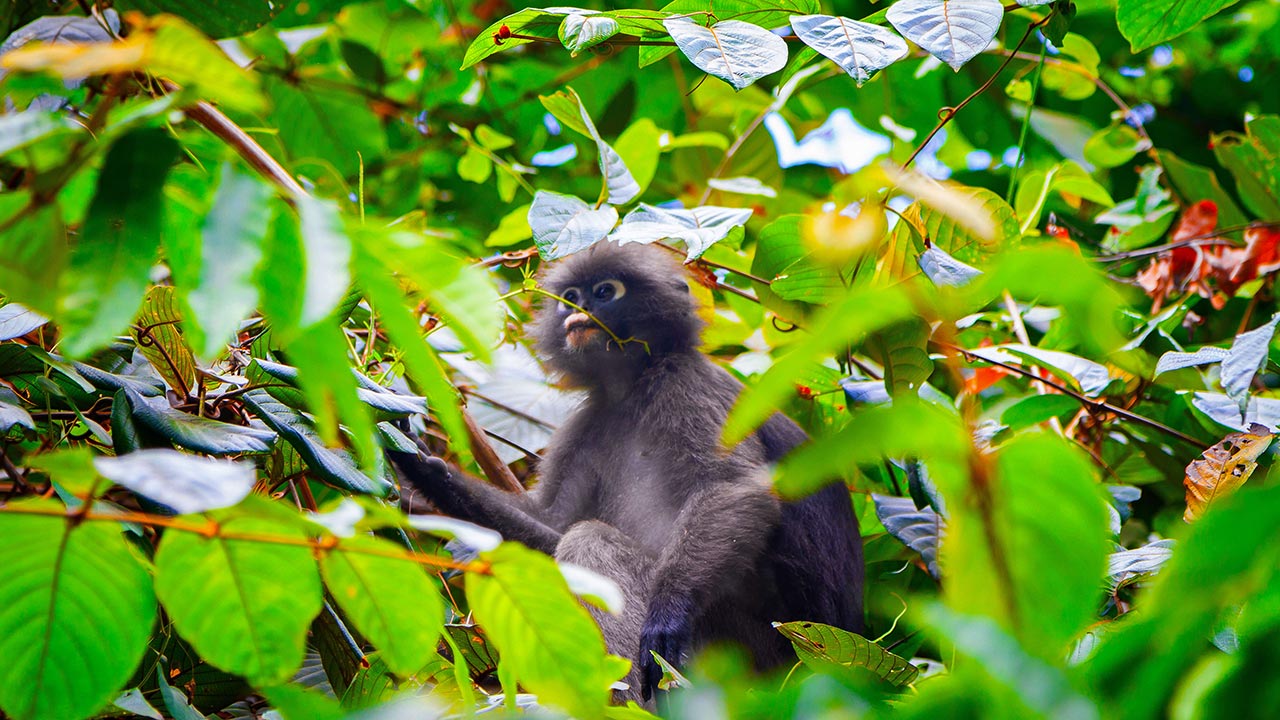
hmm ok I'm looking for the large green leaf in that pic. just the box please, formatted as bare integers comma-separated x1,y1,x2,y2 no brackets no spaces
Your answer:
1116,0,1243,51
1085,483,1280,719
1212,115,1280,220
466,543,623,719
319,535,445,677
0,200,65,317
263,74,387,178
0,499,156,720
58,128,179,357
153,499,324,685
942,433,1110,660
184,164,272,361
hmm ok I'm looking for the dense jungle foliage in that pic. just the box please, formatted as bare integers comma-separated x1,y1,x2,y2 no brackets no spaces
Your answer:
0,0,1278,718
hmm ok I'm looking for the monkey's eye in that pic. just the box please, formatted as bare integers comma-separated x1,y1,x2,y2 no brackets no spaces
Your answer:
592,279,626,302
562,288,581,306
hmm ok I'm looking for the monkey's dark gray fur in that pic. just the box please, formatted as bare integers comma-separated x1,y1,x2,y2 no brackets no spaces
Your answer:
392,241,864,703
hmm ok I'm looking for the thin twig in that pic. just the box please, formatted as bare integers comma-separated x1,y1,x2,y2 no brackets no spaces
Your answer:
938,340,1202,447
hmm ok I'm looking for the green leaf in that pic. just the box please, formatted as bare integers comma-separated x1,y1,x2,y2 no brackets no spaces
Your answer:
1158,150,1250,228
240,389,389,495
288,322,380,473
359,229,502,362
1212,115,1280,220
999,394,1080,430
0,499,156,720
725,284,914,444
116,0,287,38
0,111,79,157
943,433,1110,659
263,74,385,178
252,359,428,416
355,261,471,462
866,318,934,397
613,118,662,198
1083,123,1146,169
132,286,197,398
320,535,445,677
897,187,1020,266
775,620,920,687
461,9,566,70
58,127,179,357
467,543,622,719
1086,483,1280,717
1116,0,1243,51
0,200,64,316
184,164,272,361
153,498,324,685
123,387,277,455
922,603,1100,719
457,146,493,184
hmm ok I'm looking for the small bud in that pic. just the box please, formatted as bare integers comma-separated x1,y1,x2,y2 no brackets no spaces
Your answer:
796,384,813,400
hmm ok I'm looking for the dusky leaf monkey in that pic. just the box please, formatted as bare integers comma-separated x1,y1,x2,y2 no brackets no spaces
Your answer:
392,241,863,702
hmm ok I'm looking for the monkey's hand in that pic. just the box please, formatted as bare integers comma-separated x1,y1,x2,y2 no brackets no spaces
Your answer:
638,593,695,701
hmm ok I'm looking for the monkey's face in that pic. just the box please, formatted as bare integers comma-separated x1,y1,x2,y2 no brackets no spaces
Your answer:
531,242,704,382
553,277,628,352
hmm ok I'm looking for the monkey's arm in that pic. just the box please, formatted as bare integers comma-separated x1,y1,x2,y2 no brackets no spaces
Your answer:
388,450,562,555
638,479,781,699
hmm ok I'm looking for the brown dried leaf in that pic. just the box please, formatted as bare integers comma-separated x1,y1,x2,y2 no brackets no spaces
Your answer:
1183,423,1273,522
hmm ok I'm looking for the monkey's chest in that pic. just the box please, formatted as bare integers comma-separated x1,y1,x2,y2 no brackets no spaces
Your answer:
587,442,687,552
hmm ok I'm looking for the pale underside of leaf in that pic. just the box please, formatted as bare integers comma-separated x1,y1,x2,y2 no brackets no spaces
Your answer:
663,18,789,91
790,14,909,85
886,0,1004,71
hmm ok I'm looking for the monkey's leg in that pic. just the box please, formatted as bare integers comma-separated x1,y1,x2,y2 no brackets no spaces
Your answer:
555,520,655,705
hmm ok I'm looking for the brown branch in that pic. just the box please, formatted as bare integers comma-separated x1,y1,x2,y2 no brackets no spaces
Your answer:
0,502,490,573
1094,221,1280,262
937,340,1202,447
902,15,1051,170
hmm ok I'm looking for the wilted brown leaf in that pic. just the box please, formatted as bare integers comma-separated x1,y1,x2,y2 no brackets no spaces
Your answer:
1183,423,1273,522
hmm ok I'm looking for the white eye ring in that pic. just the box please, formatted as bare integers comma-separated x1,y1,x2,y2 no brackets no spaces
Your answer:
592,279,626,301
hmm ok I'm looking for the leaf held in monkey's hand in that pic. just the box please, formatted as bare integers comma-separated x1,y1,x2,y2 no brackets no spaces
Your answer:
1183,424,1273,522
774,620,920,687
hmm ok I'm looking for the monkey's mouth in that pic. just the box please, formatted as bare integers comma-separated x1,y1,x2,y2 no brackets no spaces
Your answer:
563,313,603,349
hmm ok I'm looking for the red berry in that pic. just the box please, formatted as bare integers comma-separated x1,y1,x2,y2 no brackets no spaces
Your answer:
498,24,512,39
796,384,813,399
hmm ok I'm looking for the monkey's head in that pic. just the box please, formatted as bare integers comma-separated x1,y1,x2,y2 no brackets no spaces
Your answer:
531,241,704,383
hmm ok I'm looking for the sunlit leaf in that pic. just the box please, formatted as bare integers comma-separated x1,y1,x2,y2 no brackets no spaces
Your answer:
1116,0,1242,51
0,499,156,720
663,17,788,91
0,303,48,341
886,0,1004,71
466,543,622,719
1183,424,1273,522
0,14,264,112
153,499,323,685
320,535,445,677
610,203,751,259
789,14,908,85
184,164,271,361
59,127,178,357
1221,313,1280,416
